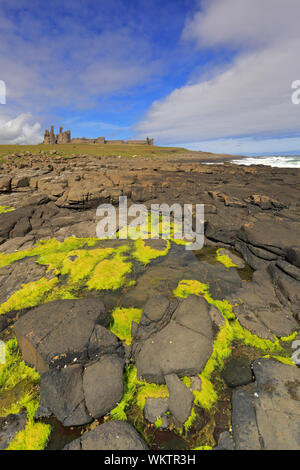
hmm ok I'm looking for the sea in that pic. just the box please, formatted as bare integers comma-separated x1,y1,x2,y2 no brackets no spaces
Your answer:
230,155,300,168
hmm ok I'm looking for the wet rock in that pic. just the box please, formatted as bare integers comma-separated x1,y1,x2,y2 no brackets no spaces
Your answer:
234,240,270,271
14,298,108,373
252,359,300,450
88,325,123,359
217,248,245,269
232,389,261,450
0,258,54,305
232,270,298,340
222,357,253,388
276,259,300,282
232,359,300,450
39,365,91,426
82,355,124,419
209,305,225,328
0,411,27,450
239,216,300,255
144,398,169,428
64,421,148,450
135,296,213,383
165,373,194,425
214,431,235,450
0,206,34,240
143,295,170,323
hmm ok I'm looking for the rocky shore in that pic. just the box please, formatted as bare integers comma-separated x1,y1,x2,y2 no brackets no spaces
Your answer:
0,149,300,450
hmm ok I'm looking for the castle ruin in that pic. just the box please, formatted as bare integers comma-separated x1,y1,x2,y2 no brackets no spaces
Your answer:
43,126,71,145
43,125,154,146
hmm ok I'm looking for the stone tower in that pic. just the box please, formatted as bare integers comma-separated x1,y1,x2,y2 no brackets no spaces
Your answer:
43,125,56,144
43,125,71,144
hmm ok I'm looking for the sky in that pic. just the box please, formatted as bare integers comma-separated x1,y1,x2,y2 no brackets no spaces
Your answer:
0,0,300,155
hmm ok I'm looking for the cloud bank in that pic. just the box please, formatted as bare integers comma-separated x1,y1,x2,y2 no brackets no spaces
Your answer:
0,114,43,144
136,0,300,154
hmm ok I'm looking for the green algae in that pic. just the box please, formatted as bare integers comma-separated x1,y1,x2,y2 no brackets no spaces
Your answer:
109,365,139,421
109,365,169,422
216,249,237,268
0,239,136,316
154,416,163,428
192,446,213,450
0,338,51,450
110,307,143,345
0,206,14,214
133,238,170,265
136,382,169,410
87,248,132,291
0,277,59,315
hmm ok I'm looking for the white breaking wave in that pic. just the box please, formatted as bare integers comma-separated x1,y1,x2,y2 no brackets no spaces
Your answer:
231,155,300,168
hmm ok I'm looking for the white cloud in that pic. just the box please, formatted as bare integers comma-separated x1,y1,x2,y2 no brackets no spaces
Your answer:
0,114,43,144
136,0,300,152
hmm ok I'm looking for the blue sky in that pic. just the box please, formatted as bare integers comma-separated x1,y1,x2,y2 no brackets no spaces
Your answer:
0,0,300,155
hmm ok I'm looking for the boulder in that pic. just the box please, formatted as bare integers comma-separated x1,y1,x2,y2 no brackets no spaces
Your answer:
252,359,300,450
14,298,108,373
165,373,194,425
222,357,253,388
144,398,169,428
64,421,148,450
232,389,261,450
82,355,124,419
135,296,213,383
39,365,91,426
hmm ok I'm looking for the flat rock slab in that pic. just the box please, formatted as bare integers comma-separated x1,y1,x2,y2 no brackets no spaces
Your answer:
232,270,298,340
0,258,54,305
83,355,124,419
135,295,213,383
165,373,194,424
144,398,169,428
64,421,148,450
232,359,300,450
14,298,109,373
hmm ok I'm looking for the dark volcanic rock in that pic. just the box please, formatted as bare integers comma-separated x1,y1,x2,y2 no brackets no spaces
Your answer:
222,357,253,388
88,325,123,359
64,421,148,450
39,365,91,426
165,373,194,425
214,431,235,451
135,295,213,383
82,355,124,419
232,389,261,450
144,398,169,427
231,359,300,450
14,298,108,373
232,270,298,340
252,359,300,450
0,258,53,305
0,411,27,450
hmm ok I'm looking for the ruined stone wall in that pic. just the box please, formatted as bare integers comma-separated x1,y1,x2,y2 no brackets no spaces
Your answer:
43,125,153,145
43,125,71,144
